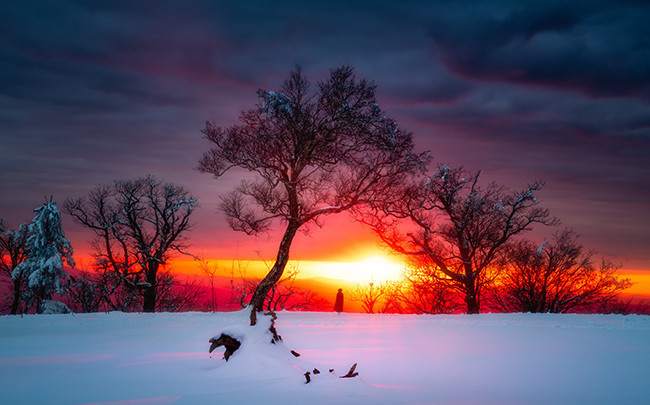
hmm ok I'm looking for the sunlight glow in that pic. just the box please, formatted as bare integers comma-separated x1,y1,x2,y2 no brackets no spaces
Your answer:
310,255,404,283
168,256,405,284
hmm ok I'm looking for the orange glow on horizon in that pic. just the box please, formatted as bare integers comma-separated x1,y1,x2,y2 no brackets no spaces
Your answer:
165,254,405,284
70,253,650,299
620,271,650,297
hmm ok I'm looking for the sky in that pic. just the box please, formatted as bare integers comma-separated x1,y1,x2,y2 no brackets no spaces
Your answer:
1,0,649,274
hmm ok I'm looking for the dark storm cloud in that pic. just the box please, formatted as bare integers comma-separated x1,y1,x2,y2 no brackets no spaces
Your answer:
405,82,650,206
0,0,648,268
426,0,650,99
0,0,245,184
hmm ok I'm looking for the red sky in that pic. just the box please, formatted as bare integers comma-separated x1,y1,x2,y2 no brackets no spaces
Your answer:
1,1,649,292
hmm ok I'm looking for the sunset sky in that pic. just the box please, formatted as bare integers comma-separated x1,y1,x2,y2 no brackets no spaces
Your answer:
1,1,649,284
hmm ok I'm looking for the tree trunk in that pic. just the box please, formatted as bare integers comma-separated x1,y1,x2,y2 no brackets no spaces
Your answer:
33,286,46,314
10,278,22,315
465,296,479,314
464,279,479,314
142,288,156,312
142,262,158,313
249,221,300,325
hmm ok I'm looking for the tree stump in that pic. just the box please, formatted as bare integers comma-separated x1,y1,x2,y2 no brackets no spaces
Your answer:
208,312,282,360
208,334,241,361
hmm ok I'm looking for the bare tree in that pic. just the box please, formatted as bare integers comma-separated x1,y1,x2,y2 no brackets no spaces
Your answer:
387,263,462,314
199,66,427,325
155,271,206,312
492,229,632,313
231,278,257,310
363,164,555,314
199,259,220,312
592,297,636,315
350,281,386,314
230,264,325,312
0,219,30,314
66,270,105,313
264,266,326,311
65,175,197,312
376,281,406,314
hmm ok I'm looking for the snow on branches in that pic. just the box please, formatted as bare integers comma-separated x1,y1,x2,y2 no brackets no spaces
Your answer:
14,198,75,309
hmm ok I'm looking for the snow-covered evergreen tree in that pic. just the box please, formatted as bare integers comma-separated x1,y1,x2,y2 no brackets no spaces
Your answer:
14,199,75,311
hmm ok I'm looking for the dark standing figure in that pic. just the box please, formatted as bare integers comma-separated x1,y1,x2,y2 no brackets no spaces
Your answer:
334,288,344,313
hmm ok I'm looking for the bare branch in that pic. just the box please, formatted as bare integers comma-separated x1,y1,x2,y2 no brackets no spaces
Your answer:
66,176,197,312
364,164,554,314
198,66,428,324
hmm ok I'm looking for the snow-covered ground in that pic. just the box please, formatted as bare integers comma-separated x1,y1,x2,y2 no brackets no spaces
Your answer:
1,311,649,404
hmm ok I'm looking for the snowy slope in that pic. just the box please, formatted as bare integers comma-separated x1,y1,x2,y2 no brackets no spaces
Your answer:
1,311,649,404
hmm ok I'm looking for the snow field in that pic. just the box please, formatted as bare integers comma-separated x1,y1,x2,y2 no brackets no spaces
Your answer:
1,311,649,404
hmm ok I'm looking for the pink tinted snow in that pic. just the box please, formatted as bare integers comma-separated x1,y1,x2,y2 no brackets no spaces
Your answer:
0,353,114,365
0,311,648,404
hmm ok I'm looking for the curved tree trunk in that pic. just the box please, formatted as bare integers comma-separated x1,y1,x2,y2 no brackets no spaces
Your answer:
249,221,300,325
